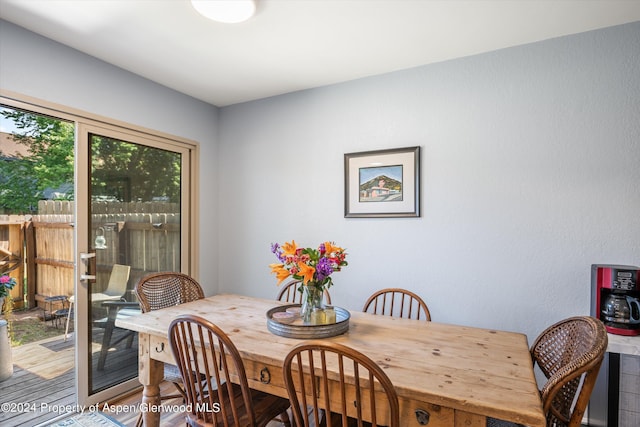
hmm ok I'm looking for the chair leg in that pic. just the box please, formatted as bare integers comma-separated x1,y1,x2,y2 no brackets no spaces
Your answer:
97,318,115,371
64,300,73,342
125,331,135,348
134,382,188,426
171,381,188,402
97,304,124,370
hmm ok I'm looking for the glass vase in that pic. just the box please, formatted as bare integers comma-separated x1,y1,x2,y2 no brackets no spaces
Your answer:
301,285,324,324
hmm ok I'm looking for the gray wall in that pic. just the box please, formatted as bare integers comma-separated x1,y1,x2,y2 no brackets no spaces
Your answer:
0,20,219,292
2,18,639,343
218,22,640,341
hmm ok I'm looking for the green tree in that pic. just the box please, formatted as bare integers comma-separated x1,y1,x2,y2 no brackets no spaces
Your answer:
1,108,181,212
90,135,181,203
0,108,74,213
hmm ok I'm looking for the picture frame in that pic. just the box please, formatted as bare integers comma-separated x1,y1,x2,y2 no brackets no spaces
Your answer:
344,146,420,218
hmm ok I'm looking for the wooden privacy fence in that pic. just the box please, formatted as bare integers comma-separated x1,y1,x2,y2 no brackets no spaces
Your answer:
29,214,73,306
0,216,27,310
2,200,180,310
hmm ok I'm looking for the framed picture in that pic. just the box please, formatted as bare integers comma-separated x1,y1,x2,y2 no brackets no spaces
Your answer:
344,146,420,218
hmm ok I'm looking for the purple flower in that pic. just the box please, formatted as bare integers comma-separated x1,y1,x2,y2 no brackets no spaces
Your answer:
315,257,334,282
0,275,16,298
271,243,285,262
318,243,326,255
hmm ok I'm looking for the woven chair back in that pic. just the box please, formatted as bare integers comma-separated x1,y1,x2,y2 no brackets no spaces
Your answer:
135,272,204,313
531,316,608,427
283,340,400,427
362,288,431,321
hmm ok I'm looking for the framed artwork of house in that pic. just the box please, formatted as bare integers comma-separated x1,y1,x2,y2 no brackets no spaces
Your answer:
344,146,420,218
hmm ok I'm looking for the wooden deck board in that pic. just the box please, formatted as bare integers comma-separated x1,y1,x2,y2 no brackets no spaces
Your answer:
1,333,286,427
1,331,137,426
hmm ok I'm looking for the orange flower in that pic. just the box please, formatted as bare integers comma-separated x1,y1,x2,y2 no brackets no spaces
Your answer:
281,240,298,257
297,261,316,285
323,241,342,255
271,240,347,288
269,263,291,285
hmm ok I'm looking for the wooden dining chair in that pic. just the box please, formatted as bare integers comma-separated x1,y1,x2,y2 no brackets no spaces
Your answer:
362,288,431,321
134,272,205,427
169,314,291,427
135,271,205,313
487,316,608,427
283,340,400,427
277,279,332,305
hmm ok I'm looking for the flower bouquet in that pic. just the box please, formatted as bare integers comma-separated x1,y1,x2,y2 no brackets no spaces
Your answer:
1,274,17,314
270,240,347,323
0,275,16,299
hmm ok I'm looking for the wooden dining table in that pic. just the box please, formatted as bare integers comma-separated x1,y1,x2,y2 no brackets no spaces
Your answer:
115,294,545,427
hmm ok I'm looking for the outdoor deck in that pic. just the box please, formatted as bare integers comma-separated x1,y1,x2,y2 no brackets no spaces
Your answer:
2,333,287,427
2,334,76,426
1,330,145,426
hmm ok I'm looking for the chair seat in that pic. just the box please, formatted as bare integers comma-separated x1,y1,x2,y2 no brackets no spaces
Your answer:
165,363,211,386
190,382,290,427
91,293,125,303
93,308,141,327
68,293,122,304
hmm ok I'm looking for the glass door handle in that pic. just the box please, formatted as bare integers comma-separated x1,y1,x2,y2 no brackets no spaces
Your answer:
80,252,96,282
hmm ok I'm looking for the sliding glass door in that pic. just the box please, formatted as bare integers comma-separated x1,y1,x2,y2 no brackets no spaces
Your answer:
76,124,194,405
2,95,198,419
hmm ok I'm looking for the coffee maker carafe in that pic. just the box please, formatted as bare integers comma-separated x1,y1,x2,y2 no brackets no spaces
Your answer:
591,264,640,336
601,294,640,324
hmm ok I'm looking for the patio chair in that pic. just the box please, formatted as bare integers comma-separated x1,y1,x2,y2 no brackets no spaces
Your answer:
282,340,400,427
487,316,608,427
94,300,141,371
362,287,431,321
64,264,131,340
168,314,291,427
277,279,332,305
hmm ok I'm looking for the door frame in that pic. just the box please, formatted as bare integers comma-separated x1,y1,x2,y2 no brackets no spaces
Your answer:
76,122,196,404
1,90,200,407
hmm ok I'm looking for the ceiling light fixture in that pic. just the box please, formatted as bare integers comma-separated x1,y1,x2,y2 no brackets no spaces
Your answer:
191,0,256,24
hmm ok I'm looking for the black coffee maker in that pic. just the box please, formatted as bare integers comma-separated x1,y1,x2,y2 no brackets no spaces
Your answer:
591,264,640,336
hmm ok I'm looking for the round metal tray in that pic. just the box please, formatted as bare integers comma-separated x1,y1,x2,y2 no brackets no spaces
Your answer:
266,304,350,339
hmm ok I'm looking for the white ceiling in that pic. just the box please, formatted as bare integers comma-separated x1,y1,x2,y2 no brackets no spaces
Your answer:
1,0,640,107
